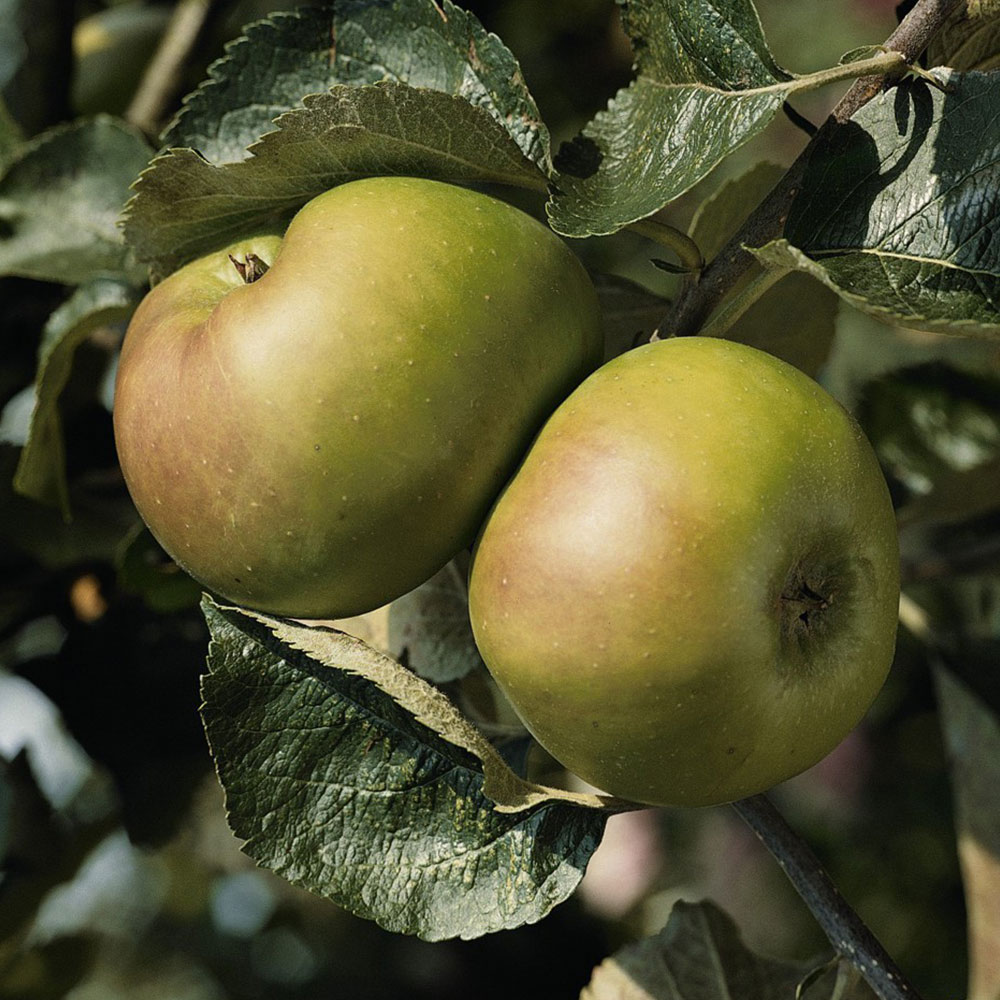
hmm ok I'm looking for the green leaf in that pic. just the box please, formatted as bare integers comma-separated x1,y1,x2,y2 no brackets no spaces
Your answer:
859,363,1000,502
753,73,1000,338
0,0,27,91
0,95,23,173
547,0,794,237
388,559,484,684
689,162,836,374
580,899,812,1000
690,161,785,264
0,751,116,944
723,271,839,376
200,600,608,941
935,668,1000,1000
13,277,140,517
164,1,550,171
0,444,140,570
115,526,202,614
123,81,545,275
71,3,172,117
928,0,1000,72
0,117,151,285
593,272,670,361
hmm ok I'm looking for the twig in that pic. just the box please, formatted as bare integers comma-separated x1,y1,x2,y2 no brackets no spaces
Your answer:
732,795,925,1000
125,0,221,137
662,0,965,339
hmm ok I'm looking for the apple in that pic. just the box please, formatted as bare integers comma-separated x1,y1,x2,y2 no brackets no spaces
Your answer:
468,337,899,807
114,176,603,619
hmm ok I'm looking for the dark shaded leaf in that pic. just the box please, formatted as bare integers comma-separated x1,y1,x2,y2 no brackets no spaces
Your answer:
754,73,1000,337
593,272,670,360
689,162,836,374
14,277,139,517
388,559,483,684
580,899,812,999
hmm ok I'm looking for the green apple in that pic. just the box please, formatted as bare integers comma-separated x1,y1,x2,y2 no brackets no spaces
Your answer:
114,176,603,619
468,337,899,807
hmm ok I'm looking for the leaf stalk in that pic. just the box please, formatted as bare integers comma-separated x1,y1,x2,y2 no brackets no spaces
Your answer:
628,218,705,274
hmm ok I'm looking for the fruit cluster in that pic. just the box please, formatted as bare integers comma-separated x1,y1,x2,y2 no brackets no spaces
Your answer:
115,177,899,807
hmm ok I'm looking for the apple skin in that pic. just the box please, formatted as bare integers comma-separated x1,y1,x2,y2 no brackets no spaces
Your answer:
468,337,899,807
113,177,603,619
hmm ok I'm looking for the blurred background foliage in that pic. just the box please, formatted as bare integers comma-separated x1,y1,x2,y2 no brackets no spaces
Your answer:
0,0,993,996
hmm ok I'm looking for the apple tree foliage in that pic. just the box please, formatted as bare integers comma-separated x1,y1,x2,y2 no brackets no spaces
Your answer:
3,0,1000,997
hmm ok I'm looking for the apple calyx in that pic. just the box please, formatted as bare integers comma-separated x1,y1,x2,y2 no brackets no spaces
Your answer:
780,564,837,642
228,252,270,283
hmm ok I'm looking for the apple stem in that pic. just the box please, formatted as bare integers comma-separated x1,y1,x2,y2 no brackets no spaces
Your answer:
229,253,270,284
732,794,926,1000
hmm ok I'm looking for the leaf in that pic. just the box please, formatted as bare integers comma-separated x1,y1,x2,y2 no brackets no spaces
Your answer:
71,4,172,117
690,162,785,263
0,446,139,571
0,117,151,285
927,0,1000,72
200,599,609,941
13,277,140,517
0,751,115,944
593,272,671,360
123,81,545,274
115,526,202,614
580,899,811,1000
0,0,27,91
388,559,484,684
753,73,1000,338
547,0,795,237
935,668,1000,1000
859,363,1000,501
727,273,839,376
0,95,23,173
689,162,837,375
164,1,550,171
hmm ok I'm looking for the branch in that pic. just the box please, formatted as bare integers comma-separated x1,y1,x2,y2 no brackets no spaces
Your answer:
732,795,925,1000
125,0,222,137
662,0,966,339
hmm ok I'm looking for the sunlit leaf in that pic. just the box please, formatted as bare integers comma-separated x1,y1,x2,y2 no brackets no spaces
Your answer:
123,82,544,275
548,0,795,237
164,1,550,170
201,600,608,941
928,0,1000,72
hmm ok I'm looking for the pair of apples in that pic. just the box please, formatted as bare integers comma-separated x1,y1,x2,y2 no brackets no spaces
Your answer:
114,177,900,808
